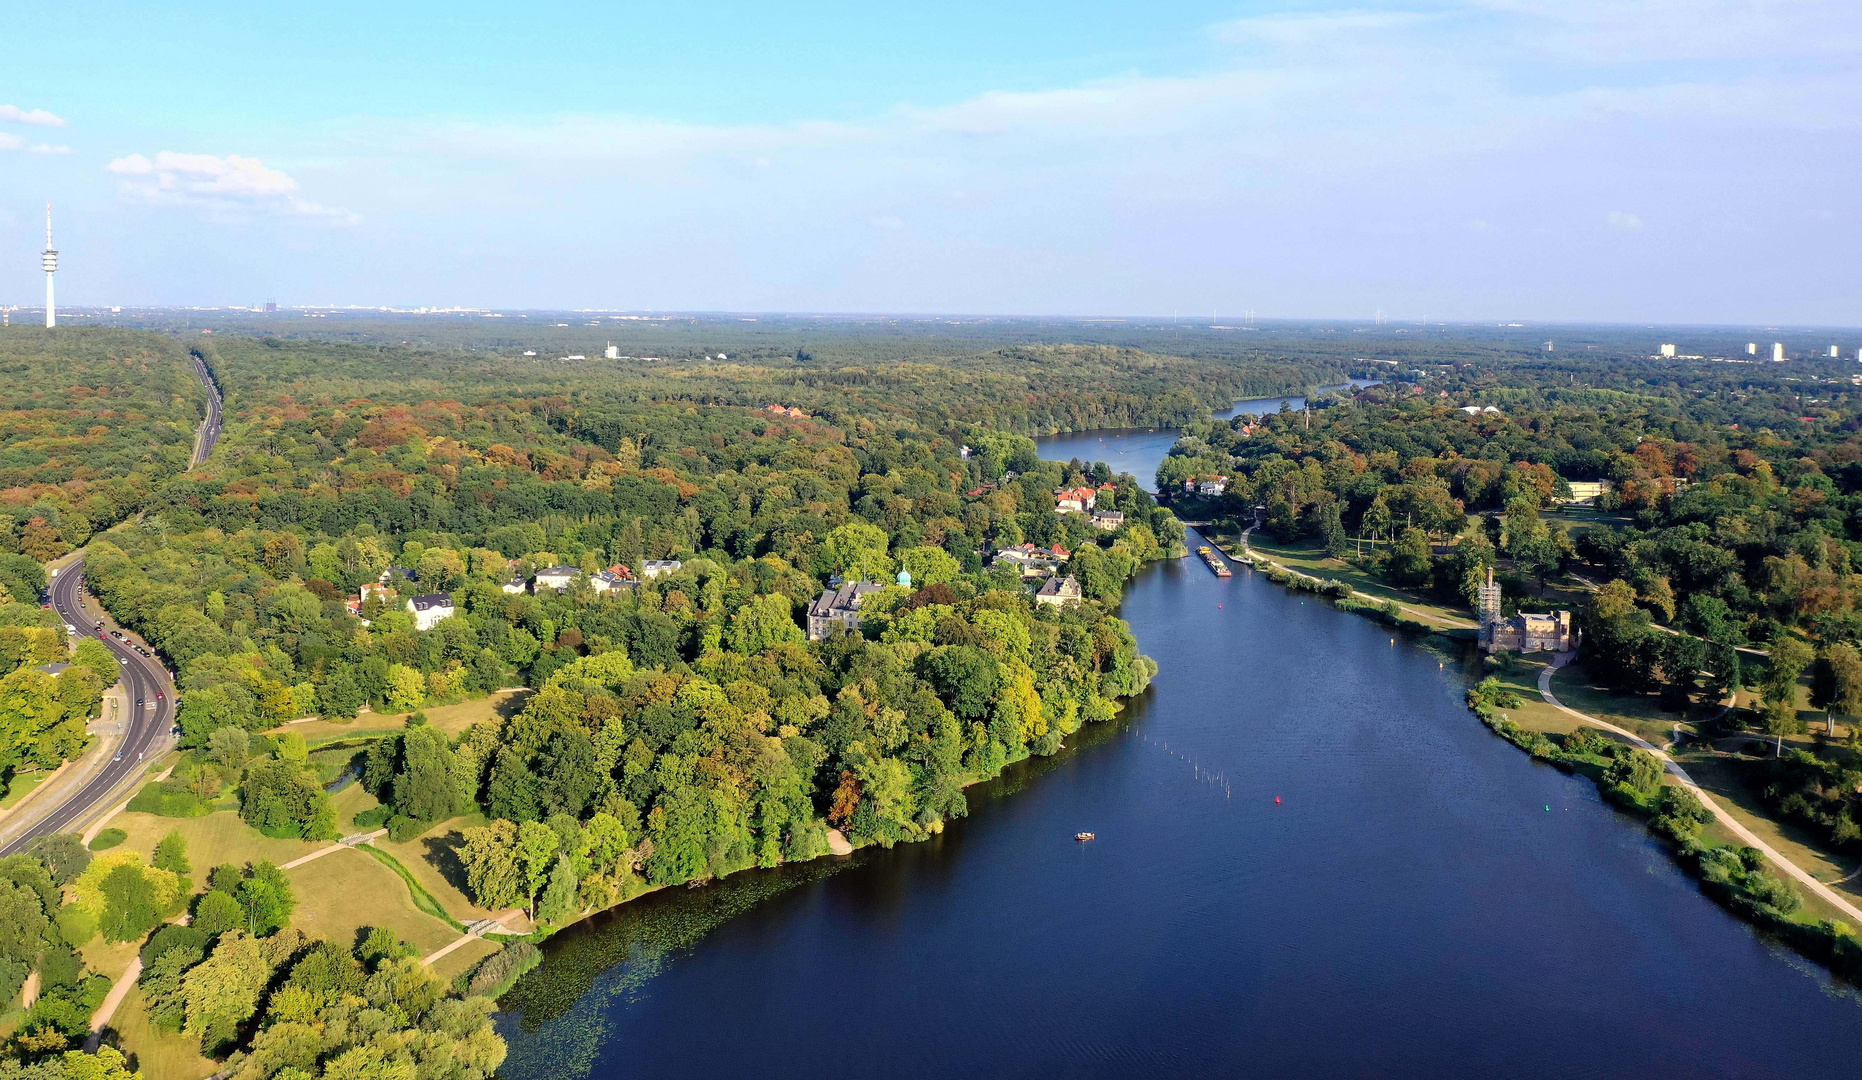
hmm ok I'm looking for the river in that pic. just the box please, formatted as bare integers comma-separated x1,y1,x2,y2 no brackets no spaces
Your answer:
492,411,1862,1079
1038,382,1377,493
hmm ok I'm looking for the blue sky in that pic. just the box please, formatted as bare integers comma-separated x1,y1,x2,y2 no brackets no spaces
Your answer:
3,1,1859,323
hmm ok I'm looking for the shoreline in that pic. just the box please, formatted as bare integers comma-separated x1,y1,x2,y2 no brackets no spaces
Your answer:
1198,517,1862,989
1471,667,1862,987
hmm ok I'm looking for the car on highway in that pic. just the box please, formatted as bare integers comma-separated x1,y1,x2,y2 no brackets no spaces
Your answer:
109,630,125,640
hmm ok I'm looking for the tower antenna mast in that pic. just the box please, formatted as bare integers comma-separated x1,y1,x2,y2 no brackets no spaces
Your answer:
42,203,58,329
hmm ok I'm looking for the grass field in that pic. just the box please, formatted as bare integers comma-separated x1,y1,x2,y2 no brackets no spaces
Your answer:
283,846,462,959
106,807,323,871
273,689,530,747
0,768,54,812
107,987,215,1080
332,784,535,935
1219,531,1479,631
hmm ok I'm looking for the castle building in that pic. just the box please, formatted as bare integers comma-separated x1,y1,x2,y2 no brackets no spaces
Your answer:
807,581,881,640
1476,568,1576,654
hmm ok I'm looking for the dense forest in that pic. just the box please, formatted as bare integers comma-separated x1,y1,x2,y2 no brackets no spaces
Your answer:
0,326,1210,1078
0,331,209,569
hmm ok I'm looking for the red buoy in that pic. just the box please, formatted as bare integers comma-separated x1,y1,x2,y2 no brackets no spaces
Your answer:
1274,795,1282,805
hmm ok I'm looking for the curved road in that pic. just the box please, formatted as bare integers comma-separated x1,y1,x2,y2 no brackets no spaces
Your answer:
0,357,223,855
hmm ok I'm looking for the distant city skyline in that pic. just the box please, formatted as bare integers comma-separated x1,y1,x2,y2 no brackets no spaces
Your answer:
3,1,1859,323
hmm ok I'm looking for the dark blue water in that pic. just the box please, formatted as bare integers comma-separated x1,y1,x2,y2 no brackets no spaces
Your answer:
495,546,1862,1079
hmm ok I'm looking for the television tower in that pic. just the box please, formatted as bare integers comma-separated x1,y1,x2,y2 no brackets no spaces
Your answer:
41,203,57,329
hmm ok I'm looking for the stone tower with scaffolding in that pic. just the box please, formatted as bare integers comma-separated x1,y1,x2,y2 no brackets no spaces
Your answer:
1476,566,1503,648
1476,565,1576,654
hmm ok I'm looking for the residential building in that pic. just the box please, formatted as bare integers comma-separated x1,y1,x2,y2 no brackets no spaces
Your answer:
807,581,881,640
1196,476,1229,497
1772,342,1786,362
1055,486,1098,513
1559,480,1613,505
533,565,580,590
990,542,1070,580
642,559,683,579
591,569,636,594
1035,575,1083,606
1660,343,1676,358
1091,510,1125,531
379,566,417,586
500,578,528,594
407,594,456,632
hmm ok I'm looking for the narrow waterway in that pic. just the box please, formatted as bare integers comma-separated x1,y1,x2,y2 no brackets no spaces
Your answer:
1039,382,1375,492
496,548,1862,1075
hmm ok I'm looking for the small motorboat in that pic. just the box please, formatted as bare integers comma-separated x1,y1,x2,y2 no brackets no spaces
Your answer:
1075,832,1095,842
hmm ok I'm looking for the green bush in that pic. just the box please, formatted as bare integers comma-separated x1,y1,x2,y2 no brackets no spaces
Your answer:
352,804,393,829
87,828,127,851
463,941,541,999
127,781,213,818
386,814,427,843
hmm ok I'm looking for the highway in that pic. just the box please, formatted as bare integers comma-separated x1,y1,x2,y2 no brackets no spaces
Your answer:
0,356,223,855
190,351,223,467
0,569,178,855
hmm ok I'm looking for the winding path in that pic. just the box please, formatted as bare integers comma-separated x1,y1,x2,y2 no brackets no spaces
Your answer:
1536,652,1862,925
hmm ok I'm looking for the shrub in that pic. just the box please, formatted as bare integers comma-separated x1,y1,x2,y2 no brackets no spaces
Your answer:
88,828,127,851
352,804,393,829
464,941,540,999
127,781,213,818
386,814,426,843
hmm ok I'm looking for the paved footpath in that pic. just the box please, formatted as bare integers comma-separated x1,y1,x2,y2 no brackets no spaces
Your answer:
1536,652,1862,925
279,829,389,869
422,910,524,967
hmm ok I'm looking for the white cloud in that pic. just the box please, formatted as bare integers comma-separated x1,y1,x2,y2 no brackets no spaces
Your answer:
1607,211,1645,231
869,216,904,230
105,151,358,224
0,104,66,127
0,132,70,154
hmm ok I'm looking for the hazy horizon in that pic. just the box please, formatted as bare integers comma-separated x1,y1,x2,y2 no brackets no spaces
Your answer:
4,1,1859,324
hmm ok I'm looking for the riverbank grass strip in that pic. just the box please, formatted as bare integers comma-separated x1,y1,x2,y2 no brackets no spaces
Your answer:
1465,663,1862,982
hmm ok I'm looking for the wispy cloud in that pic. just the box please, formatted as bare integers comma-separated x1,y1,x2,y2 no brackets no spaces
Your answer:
105,151,359,224
1607,211,1645,231
0,104,66,127
0,132,70,154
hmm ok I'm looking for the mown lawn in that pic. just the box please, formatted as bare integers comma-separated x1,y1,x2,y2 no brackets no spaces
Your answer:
1233,533,1479,631
1547,663,1703,747
107,986,216,1080
106,808,322,871
274,689,530,747
284,847,461,958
